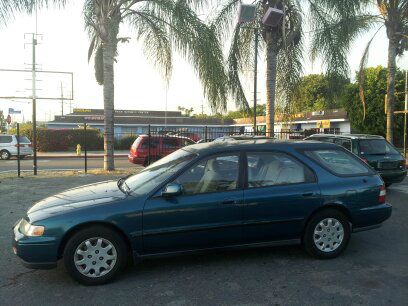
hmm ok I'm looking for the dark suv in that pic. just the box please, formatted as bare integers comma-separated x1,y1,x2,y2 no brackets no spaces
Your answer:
305,134,407,186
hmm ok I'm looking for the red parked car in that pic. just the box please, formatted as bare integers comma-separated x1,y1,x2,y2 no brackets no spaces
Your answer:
128,135,196,166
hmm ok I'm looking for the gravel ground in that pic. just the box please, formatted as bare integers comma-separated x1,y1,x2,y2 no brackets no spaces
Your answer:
0,174,407,306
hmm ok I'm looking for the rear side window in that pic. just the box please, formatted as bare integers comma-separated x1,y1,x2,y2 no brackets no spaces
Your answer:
163,138,179,149
304,149,371,176
359,139,400,155
247,152,315,187
17,136,30,143
140,138,159,149
334,138,351,151
0,136,13,143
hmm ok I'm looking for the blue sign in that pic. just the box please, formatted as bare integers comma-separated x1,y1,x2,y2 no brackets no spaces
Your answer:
8,108,22,114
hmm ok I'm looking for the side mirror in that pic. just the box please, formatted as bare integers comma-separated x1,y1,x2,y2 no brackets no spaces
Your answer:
162,183,182,197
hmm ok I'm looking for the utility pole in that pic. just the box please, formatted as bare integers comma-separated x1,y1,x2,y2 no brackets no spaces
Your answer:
253,27,259,135
32,33,38,175
404,69,407,160
60,82,64,116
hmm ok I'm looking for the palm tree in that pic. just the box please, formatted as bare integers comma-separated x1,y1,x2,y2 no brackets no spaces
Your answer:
353,1,407,144
2,1,228,171
83,0,228,170
213,0,375,136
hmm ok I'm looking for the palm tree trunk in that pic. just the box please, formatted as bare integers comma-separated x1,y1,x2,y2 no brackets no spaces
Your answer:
386,38,397,144
102,40,116,171
266,40,278,137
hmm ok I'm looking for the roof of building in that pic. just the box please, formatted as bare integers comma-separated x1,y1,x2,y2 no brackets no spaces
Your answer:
233,108,348,125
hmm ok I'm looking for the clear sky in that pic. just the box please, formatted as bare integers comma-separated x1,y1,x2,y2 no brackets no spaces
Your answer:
0,1,407,122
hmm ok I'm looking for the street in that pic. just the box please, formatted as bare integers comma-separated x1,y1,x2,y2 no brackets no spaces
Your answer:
0,157,142,173
0,174,407,305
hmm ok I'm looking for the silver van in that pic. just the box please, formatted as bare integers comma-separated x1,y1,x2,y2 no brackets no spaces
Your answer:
0,134,33,160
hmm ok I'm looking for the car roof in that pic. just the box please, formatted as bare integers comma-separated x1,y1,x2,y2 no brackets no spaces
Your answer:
184,139,336,155
307,134,384,140
139,134,193,140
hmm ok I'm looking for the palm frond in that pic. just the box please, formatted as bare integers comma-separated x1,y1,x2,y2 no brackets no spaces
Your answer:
128,9,173,81
358,25,383,119
210,0,241,39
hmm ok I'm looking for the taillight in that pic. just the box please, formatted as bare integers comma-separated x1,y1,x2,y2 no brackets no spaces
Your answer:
379,185,386,204
28,144,32,148
14,144,24,148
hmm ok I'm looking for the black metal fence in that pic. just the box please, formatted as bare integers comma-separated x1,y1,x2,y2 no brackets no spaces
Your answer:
3,124,342,176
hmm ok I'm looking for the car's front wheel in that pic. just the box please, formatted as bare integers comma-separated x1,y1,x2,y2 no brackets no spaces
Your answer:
303,209,351,259
63,226,128,285
0,150,11,160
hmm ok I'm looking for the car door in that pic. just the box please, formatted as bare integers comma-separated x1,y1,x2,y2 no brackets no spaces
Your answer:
142,153,244,254
243,151,321,243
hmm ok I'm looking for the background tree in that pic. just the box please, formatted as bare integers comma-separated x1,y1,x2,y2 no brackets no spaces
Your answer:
342,66,406,146
213,0,370,136
0,111,6,132
323,0,408,144
84,0,228,170
177,106,194,117
290,74,349,112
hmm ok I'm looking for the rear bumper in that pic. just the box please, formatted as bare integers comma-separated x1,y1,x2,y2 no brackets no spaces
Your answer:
128,155,145,165
12,223,58,270
352,203,392,230
378,169,407,184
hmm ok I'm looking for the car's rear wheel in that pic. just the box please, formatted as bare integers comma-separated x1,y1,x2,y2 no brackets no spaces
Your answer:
0,150,11,160
63,226,128,285
303,209,350,259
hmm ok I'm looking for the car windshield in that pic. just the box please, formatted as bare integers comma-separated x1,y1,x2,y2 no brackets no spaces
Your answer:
359,139,400,155
124,149,197,195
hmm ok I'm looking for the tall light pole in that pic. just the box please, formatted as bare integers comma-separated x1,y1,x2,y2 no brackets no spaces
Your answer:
238,4,284,136
404,69,407,160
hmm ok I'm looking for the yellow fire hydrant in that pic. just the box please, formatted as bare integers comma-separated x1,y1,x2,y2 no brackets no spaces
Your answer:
76,144,82,156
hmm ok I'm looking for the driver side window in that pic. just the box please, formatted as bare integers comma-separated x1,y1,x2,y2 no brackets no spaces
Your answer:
173,154,239,195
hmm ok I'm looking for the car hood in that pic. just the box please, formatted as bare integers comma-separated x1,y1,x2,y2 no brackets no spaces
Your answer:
27,180,127,216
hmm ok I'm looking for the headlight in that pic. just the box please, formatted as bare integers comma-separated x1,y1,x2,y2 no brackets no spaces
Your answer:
19,219,45,237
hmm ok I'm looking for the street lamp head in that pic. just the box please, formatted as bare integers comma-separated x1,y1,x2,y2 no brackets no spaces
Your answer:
238,4,257,23
262,7,284,27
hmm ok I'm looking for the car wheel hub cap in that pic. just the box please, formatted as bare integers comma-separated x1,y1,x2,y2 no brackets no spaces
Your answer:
74,237,117,278
313,218,344,253
1,152,8,159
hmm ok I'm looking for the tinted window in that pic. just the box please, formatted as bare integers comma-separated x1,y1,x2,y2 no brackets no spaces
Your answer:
140,138,159,149
17,136,30,143
163,138,179,149
0,136,12,143
174,154,239,195
247,152,314,187
334,138,351,151
359,139,400,155
305,149,371,176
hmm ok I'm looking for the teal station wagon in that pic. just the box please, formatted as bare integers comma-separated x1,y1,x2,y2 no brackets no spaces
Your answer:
13,140,391,285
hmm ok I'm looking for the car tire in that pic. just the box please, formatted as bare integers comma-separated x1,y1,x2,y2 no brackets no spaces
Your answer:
63,225,128,285
0,150,11,160
303,209,351,259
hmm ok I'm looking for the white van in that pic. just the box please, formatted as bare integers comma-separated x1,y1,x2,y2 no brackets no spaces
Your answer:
0,134,33,160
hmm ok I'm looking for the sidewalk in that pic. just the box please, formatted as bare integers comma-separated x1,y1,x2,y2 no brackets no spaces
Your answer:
34,150,129,159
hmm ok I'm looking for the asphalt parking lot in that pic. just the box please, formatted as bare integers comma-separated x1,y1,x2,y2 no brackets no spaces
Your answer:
0,174,407,305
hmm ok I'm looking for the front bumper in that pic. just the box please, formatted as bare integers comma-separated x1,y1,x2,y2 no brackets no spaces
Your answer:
352,202,392,230
12,221,58,269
